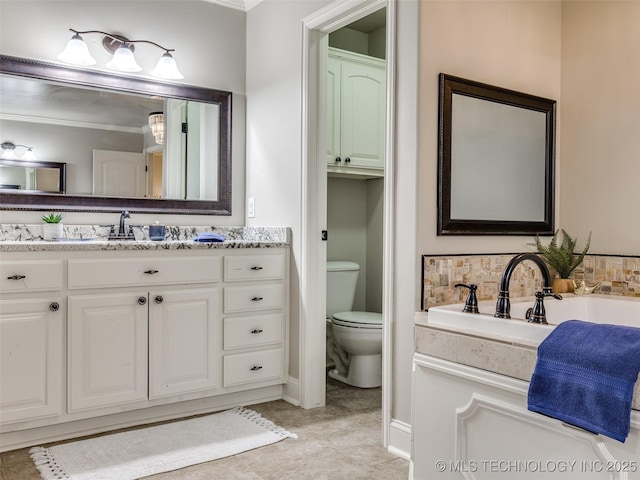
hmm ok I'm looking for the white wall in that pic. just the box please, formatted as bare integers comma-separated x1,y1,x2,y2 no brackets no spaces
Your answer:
327,177,368,311
560,1,640,255
245,0,332,380
326,176,384,313
0,0,247,226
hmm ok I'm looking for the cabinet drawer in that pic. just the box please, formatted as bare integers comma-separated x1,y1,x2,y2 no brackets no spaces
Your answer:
223,348,284,387
224,314,284,350
224,254,285,282
68,256,221,289
0,260,63,293
224,284,283,313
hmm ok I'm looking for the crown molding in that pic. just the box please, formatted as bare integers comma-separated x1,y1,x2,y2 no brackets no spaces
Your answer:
201,0,263,12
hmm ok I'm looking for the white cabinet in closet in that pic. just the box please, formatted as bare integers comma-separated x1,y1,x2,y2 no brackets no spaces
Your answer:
327,48,386,178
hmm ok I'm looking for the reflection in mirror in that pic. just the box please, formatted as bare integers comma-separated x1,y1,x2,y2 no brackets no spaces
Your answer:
0,159,66,193
0,55,231,215
438,74,556,235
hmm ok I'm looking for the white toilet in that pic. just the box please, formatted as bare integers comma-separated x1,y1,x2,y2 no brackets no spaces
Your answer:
326,261,383,388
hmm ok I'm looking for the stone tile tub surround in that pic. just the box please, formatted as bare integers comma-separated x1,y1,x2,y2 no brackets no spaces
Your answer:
0,224,291,251
422,253,640,310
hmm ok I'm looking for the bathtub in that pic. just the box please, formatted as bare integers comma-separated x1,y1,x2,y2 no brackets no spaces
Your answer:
426,294,640,347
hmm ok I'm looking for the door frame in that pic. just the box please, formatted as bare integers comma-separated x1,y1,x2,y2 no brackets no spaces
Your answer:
300,0,396,447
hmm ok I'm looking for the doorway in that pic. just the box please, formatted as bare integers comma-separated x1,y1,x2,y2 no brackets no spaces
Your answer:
301,0,395,447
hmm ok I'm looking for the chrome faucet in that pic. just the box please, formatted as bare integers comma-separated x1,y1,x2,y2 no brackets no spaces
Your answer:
495,253,561,321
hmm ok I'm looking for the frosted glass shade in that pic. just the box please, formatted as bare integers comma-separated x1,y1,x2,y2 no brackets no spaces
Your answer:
150,53,183,80
57,34,96,66
106,45,142,72
22,149,37,161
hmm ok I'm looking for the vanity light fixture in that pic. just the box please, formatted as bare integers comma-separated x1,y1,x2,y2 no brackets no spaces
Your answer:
148,112,164,144
0,142,37,161
58,28,183,80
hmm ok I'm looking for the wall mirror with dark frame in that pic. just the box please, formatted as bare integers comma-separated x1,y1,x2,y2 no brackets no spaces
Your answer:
0,55,232,215
438,73,556,235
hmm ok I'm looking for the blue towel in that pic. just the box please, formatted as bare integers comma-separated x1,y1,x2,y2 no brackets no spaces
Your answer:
193,232,226,242
528,320,640,442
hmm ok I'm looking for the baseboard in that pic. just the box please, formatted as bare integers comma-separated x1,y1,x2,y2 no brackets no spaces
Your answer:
281,376,300,406
387,418,411,461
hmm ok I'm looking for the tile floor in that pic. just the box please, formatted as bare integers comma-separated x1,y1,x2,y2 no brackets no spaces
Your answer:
0,376,409,479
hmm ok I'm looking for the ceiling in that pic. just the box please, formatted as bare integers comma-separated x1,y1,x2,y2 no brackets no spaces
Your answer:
0,75,163,132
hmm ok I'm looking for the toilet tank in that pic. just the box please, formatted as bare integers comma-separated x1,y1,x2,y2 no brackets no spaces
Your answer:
326,261,360,318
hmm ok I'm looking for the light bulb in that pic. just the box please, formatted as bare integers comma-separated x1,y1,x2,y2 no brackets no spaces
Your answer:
57,34,96,66
106,44,142,72
150,52,183,80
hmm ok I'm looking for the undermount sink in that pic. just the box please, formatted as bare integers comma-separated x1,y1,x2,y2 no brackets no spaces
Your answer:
426,294,640,346
52,238,99,242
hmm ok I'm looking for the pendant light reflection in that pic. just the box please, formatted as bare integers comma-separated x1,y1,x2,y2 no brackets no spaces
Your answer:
148,112,164,144
57,29,183,80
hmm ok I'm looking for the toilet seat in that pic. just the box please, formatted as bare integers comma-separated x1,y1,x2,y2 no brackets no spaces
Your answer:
332,311,382,329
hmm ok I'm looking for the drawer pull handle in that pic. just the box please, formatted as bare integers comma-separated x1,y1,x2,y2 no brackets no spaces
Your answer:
49,302,60,312
250,365,263,371
251,296,263,302
7,274,26,280
250,329,263,334
138,296,147,305
251,266,263,271
154,296,164,304
144,269,159,275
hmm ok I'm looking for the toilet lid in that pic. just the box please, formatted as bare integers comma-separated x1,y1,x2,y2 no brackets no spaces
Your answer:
332,311,383,329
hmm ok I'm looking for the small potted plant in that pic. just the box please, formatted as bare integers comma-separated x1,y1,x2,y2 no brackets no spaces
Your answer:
41,212,64,241
531,229,591,293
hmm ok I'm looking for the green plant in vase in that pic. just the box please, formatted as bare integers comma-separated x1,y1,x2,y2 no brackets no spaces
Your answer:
531,229,591,293
41,212,65,240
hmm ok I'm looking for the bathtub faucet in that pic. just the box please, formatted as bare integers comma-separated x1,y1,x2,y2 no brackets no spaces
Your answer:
495,253,561,319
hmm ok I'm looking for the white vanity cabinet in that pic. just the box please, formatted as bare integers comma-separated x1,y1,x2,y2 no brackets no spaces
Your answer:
222,253,288,389
0,245,289,452
0,260,64,425
327,48,386,177
67,255,222,411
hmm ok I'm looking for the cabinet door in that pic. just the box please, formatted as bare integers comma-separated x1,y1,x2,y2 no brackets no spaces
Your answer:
149,288,218,398
0,298,63,424
327,57,342,166
340,61,386,170
68,293,148,412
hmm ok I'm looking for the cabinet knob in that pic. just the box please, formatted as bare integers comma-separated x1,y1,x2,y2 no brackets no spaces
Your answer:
250,329,263,334
138,296,147,305
250,266,263,271
7,274,26,280
154,295,164,304
344,157,351,164
250,365,263,371
49,302,60,312
335,156,341,163
251,296,263,302
144,269,159,275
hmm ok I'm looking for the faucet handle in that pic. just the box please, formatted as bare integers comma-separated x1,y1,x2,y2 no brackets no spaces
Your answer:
526,291,548,324
455,283,479,314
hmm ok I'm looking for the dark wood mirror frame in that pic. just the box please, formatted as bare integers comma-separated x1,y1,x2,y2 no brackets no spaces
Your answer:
0,55,232,215
438,73,556,235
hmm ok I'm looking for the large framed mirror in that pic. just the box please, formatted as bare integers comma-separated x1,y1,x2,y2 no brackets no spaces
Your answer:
0,55,231,215
438,73,556,235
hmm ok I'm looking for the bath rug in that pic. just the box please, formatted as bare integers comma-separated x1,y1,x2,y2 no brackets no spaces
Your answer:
30,406,296,480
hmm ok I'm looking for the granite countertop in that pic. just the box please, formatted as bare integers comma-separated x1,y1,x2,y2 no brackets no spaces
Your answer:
0,225,291,252
414,311,640,411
